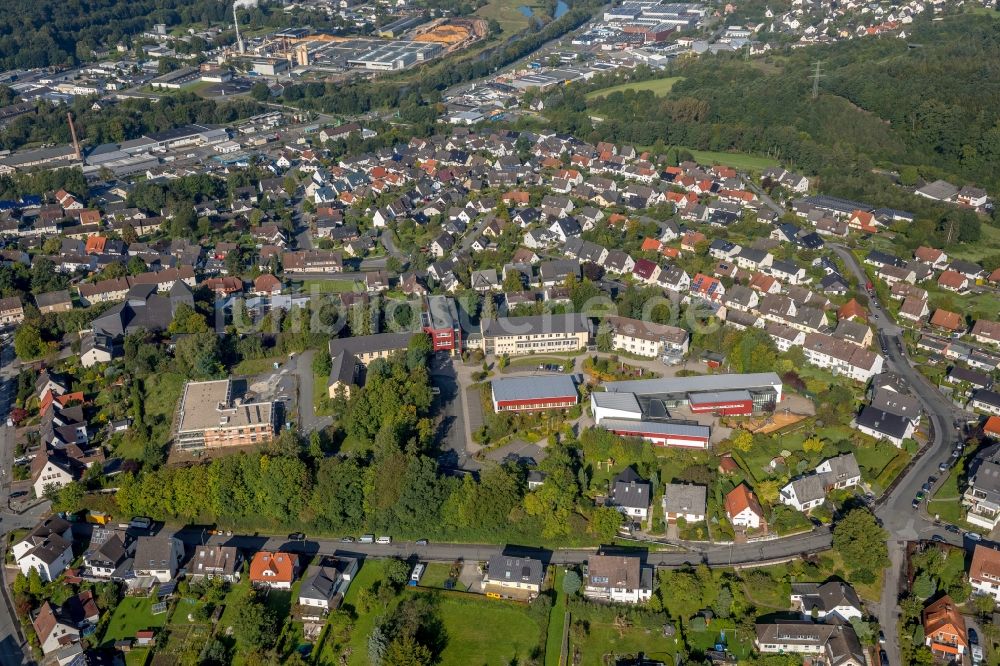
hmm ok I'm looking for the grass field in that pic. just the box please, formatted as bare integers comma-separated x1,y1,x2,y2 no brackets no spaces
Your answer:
476,0,546,34
145,371,185,447
568,620,676,666
234,356,286,376
436,596,544,665
945,222,1000,263
684,148,779,171
101,596,168,645
586,76,684,100
300,279,360,294
544,568,567,666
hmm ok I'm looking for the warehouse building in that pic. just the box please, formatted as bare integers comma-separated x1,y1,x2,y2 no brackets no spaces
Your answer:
603,372,783,416
491,375,578,412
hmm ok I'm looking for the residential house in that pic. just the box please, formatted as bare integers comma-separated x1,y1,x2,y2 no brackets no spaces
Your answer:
0,295,24,326
661,484,707,523
582,553,654,604
35,290,73,314
854,405,915,447
603,316,689,359
755,621,866,666
725,484,764,530
132,535,184,583
12,516,73,582
790,581,863,621
971,389,1000,416
190,545,242,582
610,467,651,522
32,602,80,655
923,595,967,660
969,544,1000,602
483,554,544,599
250,551,300,590
83,528,132,580
297,557,358,617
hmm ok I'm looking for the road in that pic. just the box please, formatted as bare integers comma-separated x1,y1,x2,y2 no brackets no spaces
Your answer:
173,524,833,568
832,244,970,666
0,339,42,666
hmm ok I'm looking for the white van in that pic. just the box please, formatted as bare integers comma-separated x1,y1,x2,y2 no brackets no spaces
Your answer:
376,536,392,544
359,534,375,544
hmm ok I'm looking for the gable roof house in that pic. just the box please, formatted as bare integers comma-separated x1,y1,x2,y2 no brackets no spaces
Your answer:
854,405,915,447
484,554,545,599
755,621,866,666
12,516,73,582
32,601,80,655
969,544,1000,602
790,581,863,621
132,535,184,584
190,545,242,582
610,467,651,522
662,484,707,523
83,527,133,580
923,595,968,659
250,550,300,590
297,557,359,618
583,553,654,605
725,483,765,530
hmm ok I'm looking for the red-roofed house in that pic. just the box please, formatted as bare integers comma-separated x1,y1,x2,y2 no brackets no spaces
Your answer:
848,210,878,233
641,238,663,253
970,543,1000,600
837,299,868,322
680,231,707,253
249,551,300,590
983,416,1000,440
725,484,764,530
923,595,967,659
930,309,964,332
938,270,970,293
914,246,948,269
690,273,725,303
632,259,661,284
253,274,283,296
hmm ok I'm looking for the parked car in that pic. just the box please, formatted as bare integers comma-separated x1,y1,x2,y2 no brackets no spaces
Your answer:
340,536,355,543
945,524,960,533
878,630,886,644
932,535,945,543
376,536,392,544
880,649,889,666
416,539,429,545
966,532,983,542
970,628,979,645
939,461,950,472
288,532,305,541
359,534,375,544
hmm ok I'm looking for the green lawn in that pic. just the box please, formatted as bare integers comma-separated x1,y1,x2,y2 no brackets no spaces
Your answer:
586,76,684,100
145,371,185,444
475,0,545,34
124,649,150,666
436,595,544,665
927,462,966,525
945,220,1000,262
234,355,286,376
300,279,360,294
683,148,779,171
101,596,168,645
689,620,753,659
568,620,676,666
545,568,568,666
419,562,453,589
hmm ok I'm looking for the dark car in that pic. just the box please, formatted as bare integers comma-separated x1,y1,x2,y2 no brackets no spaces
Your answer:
970,628,979,646
288,532,305,541
932,535,945,543
880,649,889,666
912,498,920,509
9,491,27,499
945,524,960,533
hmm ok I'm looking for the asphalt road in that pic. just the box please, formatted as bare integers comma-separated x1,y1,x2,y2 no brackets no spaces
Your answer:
832,244,970,666
173,525,833,569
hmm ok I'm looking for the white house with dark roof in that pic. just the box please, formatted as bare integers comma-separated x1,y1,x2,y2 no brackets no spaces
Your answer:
610,468,651,521
12,516,73,582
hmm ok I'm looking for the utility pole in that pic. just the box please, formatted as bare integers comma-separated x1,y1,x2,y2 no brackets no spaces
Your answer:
811,60,824,99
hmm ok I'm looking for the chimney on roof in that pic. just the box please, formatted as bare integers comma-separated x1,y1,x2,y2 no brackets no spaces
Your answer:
67,112,81,161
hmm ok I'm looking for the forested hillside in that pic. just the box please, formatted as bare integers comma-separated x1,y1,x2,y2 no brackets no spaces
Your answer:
543,15,1000,196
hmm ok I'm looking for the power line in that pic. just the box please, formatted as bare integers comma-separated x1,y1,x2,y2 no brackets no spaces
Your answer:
811,60,824,99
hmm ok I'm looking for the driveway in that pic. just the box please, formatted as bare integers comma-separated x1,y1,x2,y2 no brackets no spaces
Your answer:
290,350,332,434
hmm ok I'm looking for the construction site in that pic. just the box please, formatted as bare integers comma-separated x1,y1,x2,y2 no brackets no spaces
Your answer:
227,16,489,77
